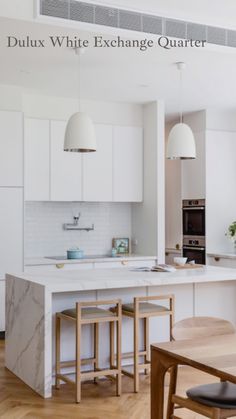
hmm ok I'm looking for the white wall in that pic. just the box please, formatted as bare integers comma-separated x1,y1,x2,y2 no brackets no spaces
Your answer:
25,201,131,258
131,101,165,261
0,1,34,20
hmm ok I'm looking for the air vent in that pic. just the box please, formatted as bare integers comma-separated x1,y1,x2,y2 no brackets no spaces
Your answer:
165,19,186,39
187,23,206,41
70,1,94,23
38,0,236,50
40,0,69,19
119,10,141,32
227,30,236,48
207,26,226,46
95,6,118,28
142,14,162,35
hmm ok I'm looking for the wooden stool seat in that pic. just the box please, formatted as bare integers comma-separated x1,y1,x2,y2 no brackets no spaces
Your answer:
62,307,116,320
122,302,169,315
56,299,122,403
121,294,174,393
187,382,236,409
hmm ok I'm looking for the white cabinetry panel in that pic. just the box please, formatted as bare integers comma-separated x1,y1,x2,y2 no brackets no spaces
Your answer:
0,188,23,278
83,124,113,201
24,118,50,201
0,111,23,187
50,121,82,201
0,280,5,331
113,126,143,202
181,131,206,200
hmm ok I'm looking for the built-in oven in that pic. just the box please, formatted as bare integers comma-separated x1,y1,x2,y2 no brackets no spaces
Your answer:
183,199,205,236
182,237,206,265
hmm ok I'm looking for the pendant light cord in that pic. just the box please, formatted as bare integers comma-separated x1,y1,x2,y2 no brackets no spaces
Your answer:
75,48,81,112
179,67,183,123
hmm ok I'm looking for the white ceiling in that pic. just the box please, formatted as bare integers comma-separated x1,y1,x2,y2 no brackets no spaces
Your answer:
1,14,236,120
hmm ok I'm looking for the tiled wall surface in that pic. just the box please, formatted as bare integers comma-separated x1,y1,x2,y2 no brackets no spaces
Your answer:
25,202,131,258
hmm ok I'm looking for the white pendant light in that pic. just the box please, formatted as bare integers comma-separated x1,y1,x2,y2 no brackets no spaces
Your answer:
64,48,96,153
166,62,196,160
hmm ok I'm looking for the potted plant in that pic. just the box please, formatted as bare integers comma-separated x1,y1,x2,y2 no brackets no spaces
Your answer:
226,221,236,250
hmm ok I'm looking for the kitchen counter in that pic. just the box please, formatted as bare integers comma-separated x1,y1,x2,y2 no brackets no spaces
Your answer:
25,254,156,266
5,265,236,398
207,252,236,260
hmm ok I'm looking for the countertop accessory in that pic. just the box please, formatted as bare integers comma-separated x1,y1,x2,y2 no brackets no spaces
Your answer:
112,238,130,255
174,256,187,266
225,221,236,251
67,248,84,259
63,214,94,232
166,62,196,160
64,48,96,153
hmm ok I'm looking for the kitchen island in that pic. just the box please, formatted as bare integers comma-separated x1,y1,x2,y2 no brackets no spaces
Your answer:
5,266,236,398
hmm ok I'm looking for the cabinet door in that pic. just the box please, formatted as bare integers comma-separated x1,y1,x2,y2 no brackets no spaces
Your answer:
113,126,143,202
0,188,23,279
24,118,50,201
83,124,113,201
51,121,82,201
0,280,5,331
0,111,23,187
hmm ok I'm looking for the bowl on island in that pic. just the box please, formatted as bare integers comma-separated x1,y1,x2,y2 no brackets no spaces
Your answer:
174,257,188,266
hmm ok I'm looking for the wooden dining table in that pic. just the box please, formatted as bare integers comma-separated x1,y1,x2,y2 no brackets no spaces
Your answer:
151,333,236,419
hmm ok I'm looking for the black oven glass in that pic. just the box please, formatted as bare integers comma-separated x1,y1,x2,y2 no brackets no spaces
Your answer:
183,248,205,265
183,209,205,236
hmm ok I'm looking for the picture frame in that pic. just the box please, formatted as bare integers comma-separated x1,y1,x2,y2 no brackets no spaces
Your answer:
112,238,130,255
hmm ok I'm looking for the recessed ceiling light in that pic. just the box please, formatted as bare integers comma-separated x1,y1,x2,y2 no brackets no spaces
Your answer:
138,84,149,88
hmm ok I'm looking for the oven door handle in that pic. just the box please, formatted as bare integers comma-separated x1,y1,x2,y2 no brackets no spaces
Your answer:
183,207,205,210
183,246,205,251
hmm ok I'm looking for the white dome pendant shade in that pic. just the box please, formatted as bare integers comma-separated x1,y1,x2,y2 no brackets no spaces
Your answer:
166,122,196,160
166,62,196,160
64,47,96,153
64,112,96,152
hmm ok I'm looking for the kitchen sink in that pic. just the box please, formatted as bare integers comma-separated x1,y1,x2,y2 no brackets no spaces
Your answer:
45,255,121,260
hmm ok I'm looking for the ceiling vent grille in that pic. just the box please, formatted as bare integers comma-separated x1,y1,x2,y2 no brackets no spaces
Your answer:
39,0,236,49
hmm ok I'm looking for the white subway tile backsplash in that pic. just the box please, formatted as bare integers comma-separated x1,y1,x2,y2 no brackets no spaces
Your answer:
25,202,131,258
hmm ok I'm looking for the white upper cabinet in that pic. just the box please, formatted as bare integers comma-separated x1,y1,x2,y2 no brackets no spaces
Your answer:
50,120,82,201
0,111,23,187
24,118,50,201
83,124,113,202
113,126,143,202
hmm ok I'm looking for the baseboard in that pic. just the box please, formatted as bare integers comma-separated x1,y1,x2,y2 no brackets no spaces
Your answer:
0,331,5,340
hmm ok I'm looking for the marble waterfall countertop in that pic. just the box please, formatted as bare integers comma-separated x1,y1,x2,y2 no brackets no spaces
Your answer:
7,265,236,293
207,252,236,260
25,254,156,266
5,265,236,399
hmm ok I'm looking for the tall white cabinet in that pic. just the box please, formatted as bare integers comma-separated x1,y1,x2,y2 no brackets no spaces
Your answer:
83,124,113,201
113,126,143,202
0,111,24,332
50,121,82,201
24,118,50,201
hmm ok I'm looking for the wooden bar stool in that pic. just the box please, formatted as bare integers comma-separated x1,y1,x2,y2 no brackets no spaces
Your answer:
55,299,122,403
120,294,175,393
167,316,236,419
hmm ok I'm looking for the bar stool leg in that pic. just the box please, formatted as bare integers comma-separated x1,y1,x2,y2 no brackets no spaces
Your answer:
144,317,150,375
110,321,115,368
134,299,139,393
94,323,99,383
76,304,81,403
116,312,122,396
55,314,61,389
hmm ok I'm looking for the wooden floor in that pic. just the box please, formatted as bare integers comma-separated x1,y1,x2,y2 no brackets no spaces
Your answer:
0,340,231,419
